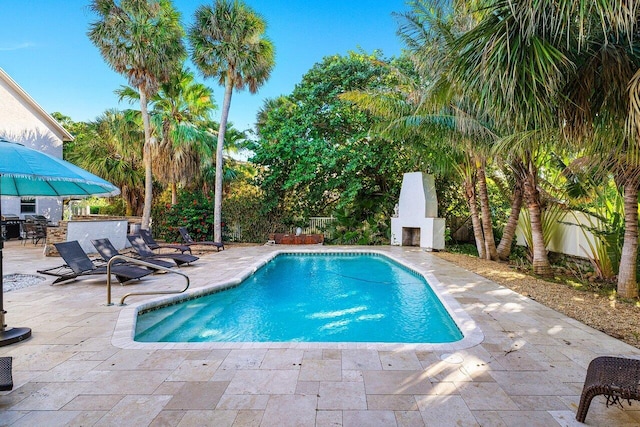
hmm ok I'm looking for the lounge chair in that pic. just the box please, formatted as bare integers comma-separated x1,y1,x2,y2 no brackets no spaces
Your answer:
576,356,640,422
127,235,199,266
139,229,192,254
178,227,224,251
38,241,153,284
0,357,12,391
91,238,175,270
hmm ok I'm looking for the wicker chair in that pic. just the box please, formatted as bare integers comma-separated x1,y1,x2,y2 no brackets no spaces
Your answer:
576,356,640,422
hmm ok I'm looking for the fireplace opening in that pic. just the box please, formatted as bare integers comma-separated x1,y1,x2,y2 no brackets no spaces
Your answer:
402,227,421,246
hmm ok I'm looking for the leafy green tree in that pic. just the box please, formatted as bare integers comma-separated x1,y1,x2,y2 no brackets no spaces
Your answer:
88,0,186,229
52,112,93,159
251,52,420,241
444,0,640,293
189,0,275,242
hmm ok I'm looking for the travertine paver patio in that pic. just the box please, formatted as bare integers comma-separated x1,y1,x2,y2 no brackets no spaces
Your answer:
1,240,640,426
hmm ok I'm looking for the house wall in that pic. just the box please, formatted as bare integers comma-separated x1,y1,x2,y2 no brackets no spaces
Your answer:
0,69,69,221
1,197,62,223
0,75,63,157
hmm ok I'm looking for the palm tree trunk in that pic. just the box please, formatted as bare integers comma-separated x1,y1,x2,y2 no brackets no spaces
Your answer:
617,179,639,298
171,182,178,206
122,186,134,216
214,79,233,243
477,162,498,260
465,175,486,259
523,163,552,276
497,178,524,260
139,88,153,230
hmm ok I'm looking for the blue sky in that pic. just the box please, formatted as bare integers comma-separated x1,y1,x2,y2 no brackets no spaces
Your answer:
1,1,408,133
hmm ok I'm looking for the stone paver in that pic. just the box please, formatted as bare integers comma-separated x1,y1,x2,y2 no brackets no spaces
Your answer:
1,241,639,426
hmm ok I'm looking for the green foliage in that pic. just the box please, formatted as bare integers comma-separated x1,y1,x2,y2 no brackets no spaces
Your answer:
88,0,186,94
222,181,283,242
86,197,126,216
508,243,529,263
569,188,624,280
98,198,127,216
327,207,390,245
446,244,479,257
151,181,283,243
251,51,417,242
151,191,215,242
63,110,146,216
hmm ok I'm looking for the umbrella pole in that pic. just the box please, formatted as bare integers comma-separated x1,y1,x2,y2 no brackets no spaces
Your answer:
0,178,31,346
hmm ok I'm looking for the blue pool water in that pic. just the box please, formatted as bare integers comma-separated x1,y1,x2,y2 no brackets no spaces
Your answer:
135,253,463,343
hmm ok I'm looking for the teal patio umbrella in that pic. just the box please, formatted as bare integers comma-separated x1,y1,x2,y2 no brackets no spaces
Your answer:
0,138,120,346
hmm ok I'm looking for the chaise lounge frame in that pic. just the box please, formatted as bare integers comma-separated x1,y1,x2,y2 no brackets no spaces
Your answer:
38,241,154,285
91,238,175,270
178,227,224,251
138,229,192,254
127,235,199,266
576,356,640,422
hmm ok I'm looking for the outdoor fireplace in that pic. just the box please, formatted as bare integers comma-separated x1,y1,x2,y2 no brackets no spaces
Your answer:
391,172,445,250
402,227,421,246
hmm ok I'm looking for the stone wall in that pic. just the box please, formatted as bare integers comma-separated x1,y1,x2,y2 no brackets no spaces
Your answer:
44,222,67,256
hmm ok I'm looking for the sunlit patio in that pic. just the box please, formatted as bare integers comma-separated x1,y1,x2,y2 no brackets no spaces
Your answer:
1,240,639,426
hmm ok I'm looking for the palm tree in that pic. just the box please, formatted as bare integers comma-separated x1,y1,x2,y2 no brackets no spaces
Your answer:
66,110,146,215
197,120,248,195
555,3,640,297
451,0,640,291
117,68,217,205
345,2,505,260
448,0,576,276
88,0,186,229
189,0,275,242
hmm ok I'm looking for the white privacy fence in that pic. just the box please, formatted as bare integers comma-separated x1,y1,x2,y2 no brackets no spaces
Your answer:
225,223,243,241
301,216,335,236
516,210,600,259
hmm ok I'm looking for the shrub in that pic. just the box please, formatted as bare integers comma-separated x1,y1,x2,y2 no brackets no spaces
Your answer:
223,182,283,242
151,191,215,242
152,183,284,243
326,207,390,245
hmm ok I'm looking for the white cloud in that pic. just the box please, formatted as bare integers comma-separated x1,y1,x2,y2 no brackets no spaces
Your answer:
0,42,35,51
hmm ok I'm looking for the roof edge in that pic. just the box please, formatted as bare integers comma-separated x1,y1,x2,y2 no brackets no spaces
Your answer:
0,67,74,141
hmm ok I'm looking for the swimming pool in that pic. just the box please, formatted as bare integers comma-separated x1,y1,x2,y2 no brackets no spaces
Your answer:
135,253,463,343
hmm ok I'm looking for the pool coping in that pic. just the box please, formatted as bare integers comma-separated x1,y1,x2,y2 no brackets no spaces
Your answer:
112,248,484,352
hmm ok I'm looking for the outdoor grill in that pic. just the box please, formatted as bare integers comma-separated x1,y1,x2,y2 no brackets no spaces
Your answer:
1,214,23,240
24,214,48,225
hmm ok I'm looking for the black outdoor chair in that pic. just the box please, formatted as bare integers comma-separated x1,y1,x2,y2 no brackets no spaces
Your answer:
22,222,46,245
0,357,12,391
127,235,199,266
91,238,175,270
178,227,224,251
138,229,192,254
38,240,154,285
